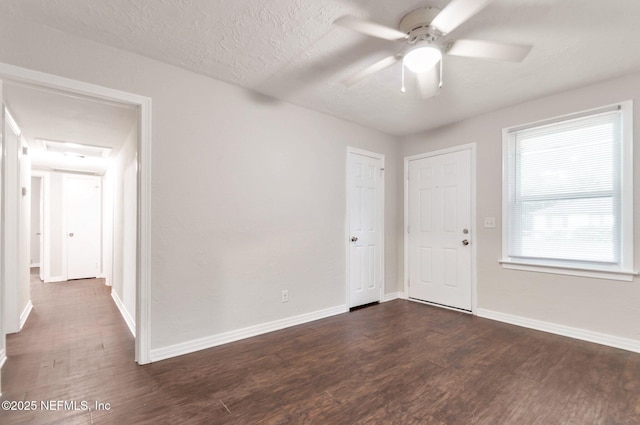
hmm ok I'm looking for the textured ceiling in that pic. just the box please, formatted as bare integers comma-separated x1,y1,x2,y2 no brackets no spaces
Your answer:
2,0,640,135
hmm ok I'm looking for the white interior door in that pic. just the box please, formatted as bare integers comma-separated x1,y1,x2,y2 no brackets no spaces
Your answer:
408,149,472,311
347,148,384,308
65,175,101,280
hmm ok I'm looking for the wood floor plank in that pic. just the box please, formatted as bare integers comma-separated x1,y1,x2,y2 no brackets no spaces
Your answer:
2,269,640,424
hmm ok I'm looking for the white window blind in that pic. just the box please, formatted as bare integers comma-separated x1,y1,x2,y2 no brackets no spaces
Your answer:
505,106,630,272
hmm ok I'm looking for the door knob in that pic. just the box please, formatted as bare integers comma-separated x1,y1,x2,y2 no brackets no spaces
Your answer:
69,233,74,237
351,236,358,242
462,239,469,246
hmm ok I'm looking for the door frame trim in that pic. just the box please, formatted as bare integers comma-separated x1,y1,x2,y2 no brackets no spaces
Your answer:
345,147,385,308
403,143,477,313
0,62,152,364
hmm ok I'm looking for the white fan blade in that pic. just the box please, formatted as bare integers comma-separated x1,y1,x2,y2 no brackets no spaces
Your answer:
343,55,400,86
416,66,440,99
334,15,408,41
447,39,532,62
431,0,494,35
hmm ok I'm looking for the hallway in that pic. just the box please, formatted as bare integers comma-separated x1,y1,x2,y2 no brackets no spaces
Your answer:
1,270,143,424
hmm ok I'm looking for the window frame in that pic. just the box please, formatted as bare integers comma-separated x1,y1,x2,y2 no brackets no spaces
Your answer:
501,101,636,281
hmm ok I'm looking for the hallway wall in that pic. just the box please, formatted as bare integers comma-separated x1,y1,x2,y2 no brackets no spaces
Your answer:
106,124,137,333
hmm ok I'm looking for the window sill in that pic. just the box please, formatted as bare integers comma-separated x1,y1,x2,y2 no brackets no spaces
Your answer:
499,260,638,282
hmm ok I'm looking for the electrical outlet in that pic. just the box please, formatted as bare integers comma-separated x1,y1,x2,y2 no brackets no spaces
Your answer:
281,290,289,303
484,217,496,228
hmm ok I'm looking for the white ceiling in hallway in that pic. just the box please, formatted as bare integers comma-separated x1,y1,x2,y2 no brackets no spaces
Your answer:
4,83,137,174
1,0,640,136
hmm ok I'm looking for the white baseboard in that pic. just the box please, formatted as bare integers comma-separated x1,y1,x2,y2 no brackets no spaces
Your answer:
476,308,640,353
111,290,135,337
19,301,33,330
97,275,112,286
45,275,65,283
150,304,348,362
30,263,40,268
383,292,404,302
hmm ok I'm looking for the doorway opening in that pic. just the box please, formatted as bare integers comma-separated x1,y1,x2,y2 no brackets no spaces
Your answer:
0,62,151,367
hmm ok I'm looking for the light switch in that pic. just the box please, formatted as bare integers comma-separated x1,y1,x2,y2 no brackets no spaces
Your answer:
484,217,496,228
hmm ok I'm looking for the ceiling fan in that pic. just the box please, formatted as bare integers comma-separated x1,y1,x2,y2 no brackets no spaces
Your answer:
334,0,532,98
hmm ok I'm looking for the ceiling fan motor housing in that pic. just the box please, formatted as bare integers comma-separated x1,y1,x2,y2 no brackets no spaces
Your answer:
400,7,444,45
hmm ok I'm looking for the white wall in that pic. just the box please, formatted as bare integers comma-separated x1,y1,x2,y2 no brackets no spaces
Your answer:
122,150,137,320
0,16,399,351
44,172,65,281
102,169,113,286
0,82,3,392
2,107,20,333
0,81,2,388
107,124,137,330
30,176,40,266
18,137,31,327
0,82,4,391
400,71,640,343
2,107,30,334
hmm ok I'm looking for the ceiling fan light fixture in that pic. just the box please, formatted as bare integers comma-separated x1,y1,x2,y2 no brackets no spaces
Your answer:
403,43,442,73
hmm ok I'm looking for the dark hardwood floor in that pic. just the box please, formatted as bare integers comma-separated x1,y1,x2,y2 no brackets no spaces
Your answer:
2,270,640,424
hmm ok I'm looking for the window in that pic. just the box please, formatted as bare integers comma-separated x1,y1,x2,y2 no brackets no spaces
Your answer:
502,102,635,281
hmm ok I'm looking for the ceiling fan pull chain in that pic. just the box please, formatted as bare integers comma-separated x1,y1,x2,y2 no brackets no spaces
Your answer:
401,63,407,93
439,58,443,88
